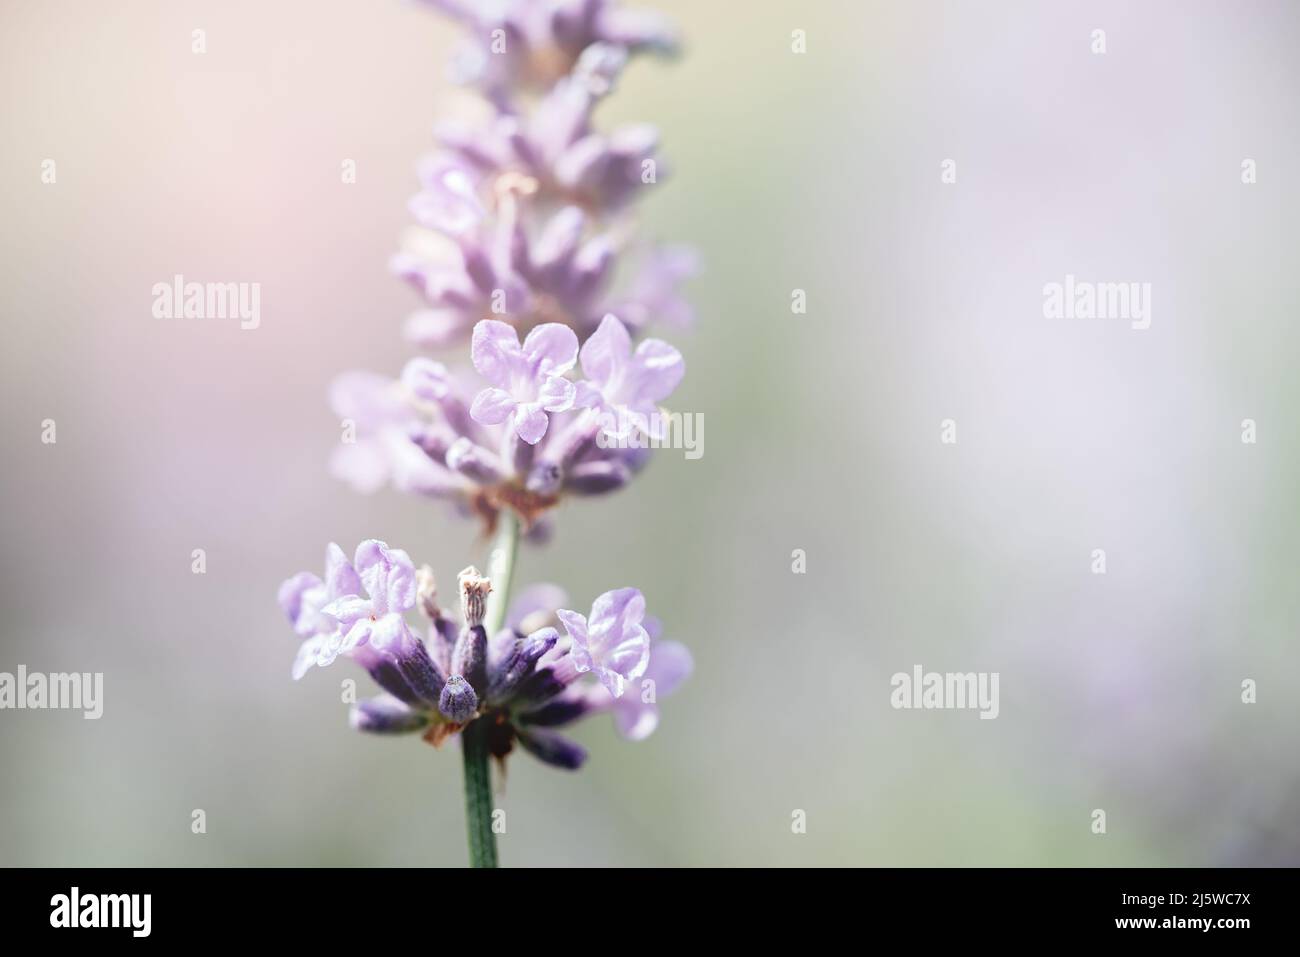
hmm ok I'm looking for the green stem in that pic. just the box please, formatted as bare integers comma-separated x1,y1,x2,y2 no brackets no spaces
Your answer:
484,510,521,637
461,511,520,869
461,718,498,869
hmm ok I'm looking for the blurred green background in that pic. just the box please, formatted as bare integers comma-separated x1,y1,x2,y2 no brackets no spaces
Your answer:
1,0,1297,865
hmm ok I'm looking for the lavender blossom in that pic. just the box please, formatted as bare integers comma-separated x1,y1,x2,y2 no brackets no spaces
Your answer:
278,541,444,706
607,620,692,740
574,313,683,439
281,543,683,770
426,44,660,215
394,10,695,349
326,350,660,532
415,1,678,102
327,370,464,498
556,587,650,697
396,218,695,348
469,319,578,443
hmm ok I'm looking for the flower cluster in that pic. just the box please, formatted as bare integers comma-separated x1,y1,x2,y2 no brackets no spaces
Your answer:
279,541,691,767
328,0,694,533
281,0,694,774
330,311,684,532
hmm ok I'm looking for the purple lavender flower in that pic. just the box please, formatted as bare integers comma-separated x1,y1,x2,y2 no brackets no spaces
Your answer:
282,0,696,866
322,541,420,656
607,619,692,740
328,370,463,498
282,550,681,771
507,583,569,631
604,243,699,330
504,594,689,741
397,213,694,347
470,319,578,444
394,15,695,349
428,45,661,214
574,313,683,439
279,541,445,707
277,542,364,680
326,351,660,536
556,587,650,697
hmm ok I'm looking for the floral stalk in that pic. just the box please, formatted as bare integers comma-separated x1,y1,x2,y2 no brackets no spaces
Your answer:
463,509,519,867
461,717,499,868
484,512,521,639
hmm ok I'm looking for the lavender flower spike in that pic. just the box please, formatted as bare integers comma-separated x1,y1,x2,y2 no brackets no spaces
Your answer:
281,0,698,867
556,587,651,697
470,320,579,444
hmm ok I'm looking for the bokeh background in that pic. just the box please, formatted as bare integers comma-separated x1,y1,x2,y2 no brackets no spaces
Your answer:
2,0,1298,866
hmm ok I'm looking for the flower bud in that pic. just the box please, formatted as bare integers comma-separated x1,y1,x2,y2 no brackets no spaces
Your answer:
565,459,631,495
350,695,429,734
488,627,559,703
446,437,506,484
525,461,563,496
451,625,488,696
394,639,446,707
518,696,592,728
515,727,587,770
366,660,420,705
512,656,580,709
438,675,478,723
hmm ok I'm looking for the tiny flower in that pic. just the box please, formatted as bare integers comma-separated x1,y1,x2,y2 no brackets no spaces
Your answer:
279,541,445,707
408,156,485,236
277,543,362,679
401,356,452,402
470,320,578,444
606,243,698,330
574,314,683,440
609,627,692,741
556,587,651,697
327,370,461,498
507,583,568,634
318,541,447,706
323,540,419,652
417,0,677,101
